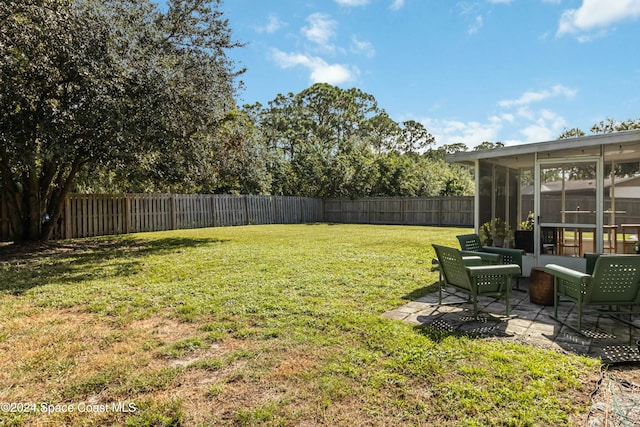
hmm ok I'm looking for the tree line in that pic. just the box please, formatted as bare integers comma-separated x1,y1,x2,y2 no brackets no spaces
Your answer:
77,82,478,199
1,0,638,241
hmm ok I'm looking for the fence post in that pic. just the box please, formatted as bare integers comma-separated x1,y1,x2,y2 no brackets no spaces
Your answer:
170,195,177,230
273,196,280,224
210,195,216,227
64,195,72,239
124,196,131,234
243,195,249,225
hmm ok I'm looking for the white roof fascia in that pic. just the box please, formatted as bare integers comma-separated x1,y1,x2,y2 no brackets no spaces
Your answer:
445,129,640,164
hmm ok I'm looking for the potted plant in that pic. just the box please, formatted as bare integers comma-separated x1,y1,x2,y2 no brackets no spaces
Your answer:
480,220,493,246
521,212,534,231
492,217,508,247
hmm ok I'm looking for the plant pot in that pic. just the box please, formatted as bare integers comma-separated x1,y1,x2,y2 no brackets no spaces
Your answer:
514,230,534,253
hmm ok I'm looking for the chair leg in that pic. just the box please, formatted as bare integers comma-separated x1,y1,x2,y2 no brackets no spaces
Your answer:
553,283,558,320
471,287,478,319
505,280,511,317
577,304,582,332
512,276,525,292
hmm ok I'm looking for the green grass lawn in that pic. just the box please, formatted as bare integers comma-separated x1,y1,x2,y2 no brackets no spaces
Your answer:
0,224,599,426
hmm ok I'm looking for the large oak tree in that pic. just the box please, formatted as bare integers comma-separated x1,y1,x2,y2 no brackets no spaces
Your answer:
0,0,241,241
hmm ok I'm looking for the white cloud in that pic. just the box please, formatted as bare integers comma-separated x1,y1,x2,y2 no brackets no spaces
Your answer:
302,13,337,49
335,0,370,6
336,0,406,8
516,106,536,121
390,0,405,10
420,117,503,147
457,2,476,16
501,113,515,122
418,100,571,147
557,0,640,37
350,36,376,57
271,49,358,85
519,110,568,142
487,0,513,3
468,15,484,34
490,85,575,143
310,63,357,85
255,14,285,34
498,85,577,108
457,3,489,35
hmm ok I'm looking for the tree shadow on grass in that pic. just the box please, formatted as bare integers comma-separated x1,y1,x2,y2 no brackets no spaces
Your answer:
413,324,474,343
0,236,229,295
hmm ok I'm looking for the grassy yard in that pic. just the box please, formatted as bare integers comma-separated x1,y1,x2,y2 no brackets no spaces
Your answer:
0,224,599,426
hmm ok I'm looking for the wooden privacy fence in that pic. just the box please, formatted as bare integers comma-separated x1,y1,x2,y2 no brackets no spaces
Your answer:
0,194,475,242
0,194,323,241
62,194,324,239
323,197,474,226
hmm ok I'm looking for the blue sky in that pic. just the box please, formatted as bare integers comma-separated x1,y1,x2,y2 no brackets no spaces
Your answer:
220,0,640,147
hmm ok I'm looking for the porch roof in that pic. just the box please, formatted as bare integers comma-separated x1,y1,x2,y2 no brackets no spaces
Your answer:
445,129,640,169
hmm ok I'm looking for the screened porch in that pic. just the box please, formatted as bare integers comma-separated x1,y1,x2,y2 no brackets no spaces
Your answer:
446,129,640,275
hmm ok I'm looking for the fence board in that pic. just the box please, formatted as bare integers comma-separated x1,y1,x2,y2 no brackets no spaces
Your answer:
214,195,245,226
302,197,323,223
2,194,479,242
5,192,640,243
323,197,474,227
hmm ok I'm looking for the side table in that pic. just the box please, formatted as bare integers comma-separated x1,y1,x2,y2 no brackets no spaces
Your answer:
529,267,554,306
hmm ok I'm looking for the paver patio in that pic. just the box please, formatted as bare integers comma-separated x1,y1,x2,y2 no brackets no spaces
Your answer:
384,277,640,364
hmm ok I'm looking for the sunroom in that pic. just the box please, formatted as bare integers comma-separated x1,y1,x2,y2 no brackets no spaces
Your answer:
446,129,640,275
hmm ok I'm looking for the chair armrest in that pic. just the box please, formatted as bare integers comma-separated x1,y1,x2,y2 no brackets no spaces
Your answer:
461,255,483,266
543,264,590,285
460,250,501,264
482,247,524,270
467,264,521,277
482,246,526,258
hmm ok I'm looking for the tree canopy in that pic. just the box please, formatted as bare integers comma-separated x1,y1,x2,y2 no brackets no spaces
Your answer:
249,83,473,198
0,0,242,240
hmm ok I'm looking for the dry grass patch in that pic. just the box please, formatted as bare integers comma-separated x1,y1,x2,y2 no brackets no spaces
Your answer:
0,306,251,425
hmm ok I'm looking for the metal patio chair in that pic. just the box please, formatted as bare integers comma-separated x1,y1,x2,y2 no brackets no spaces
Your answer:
432,244,521,318
456,233,526,290
544,255,640,333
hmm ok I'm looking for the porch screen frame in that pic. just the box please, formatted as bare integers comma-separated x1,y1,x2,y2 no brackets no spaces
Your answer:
533,154,604,258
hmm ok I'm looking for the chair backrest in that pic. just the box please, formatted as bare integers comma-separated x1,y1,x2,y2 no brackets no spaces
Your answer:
456,234,482,252
584,253,600,275
588,255,640,305
433,244,472,291
541,227,557,245
497,250,521,268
